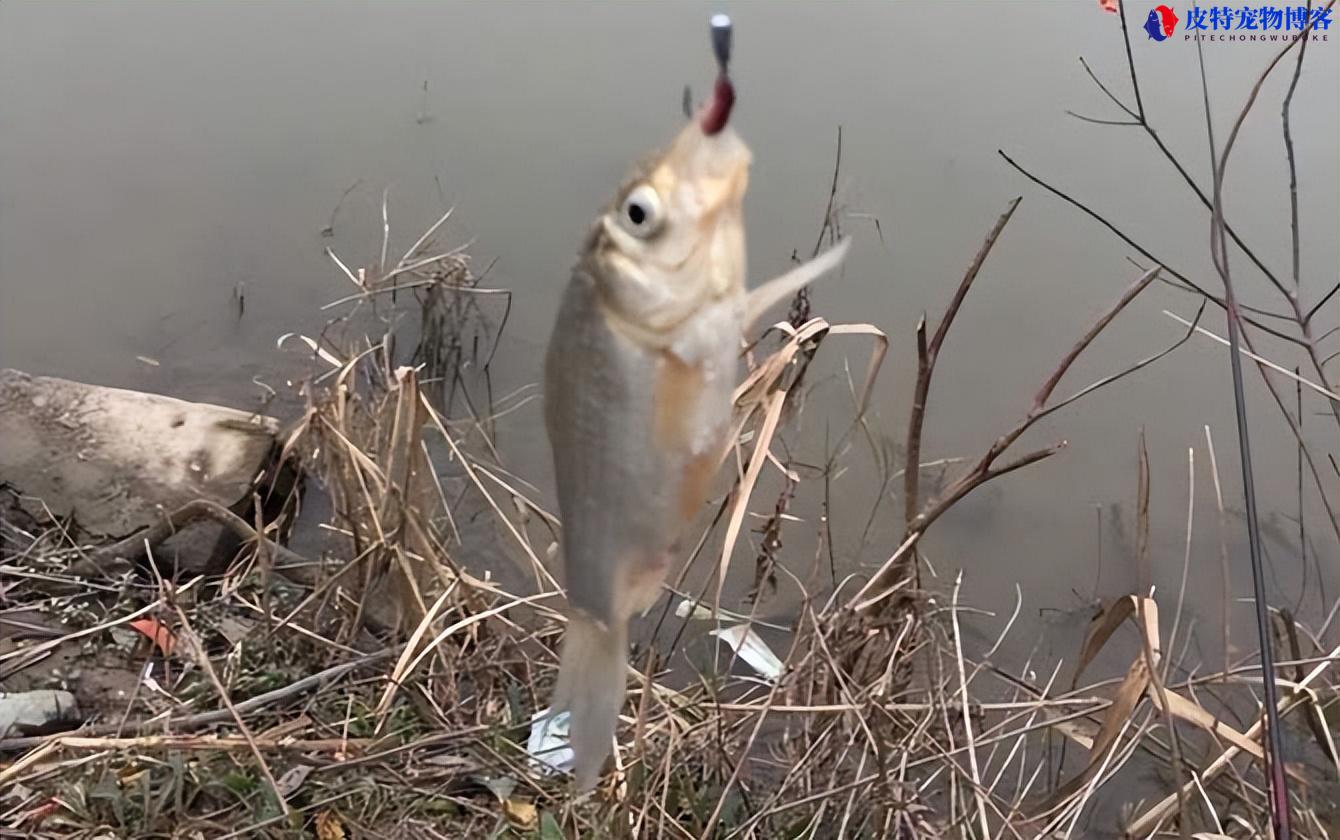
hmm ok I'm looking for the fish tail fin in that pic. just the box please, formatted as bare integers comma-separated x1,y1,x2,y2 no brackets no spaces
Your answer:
551,611,628,791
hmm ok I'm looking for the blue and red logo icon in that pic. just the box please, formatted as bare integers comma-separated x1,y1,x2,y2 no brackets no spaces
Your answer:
1144,4,1181,39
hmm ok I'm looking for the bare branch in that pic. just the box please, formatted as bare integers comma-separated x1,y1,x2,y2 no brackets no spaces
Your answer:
1282,9,1310,295
1115,0,1146,119
905,314,930,528
930,198,1022,362
904,198,1022,526
1077,56,1138,120
997,150,1306,340
1304,278,1340,326
853,266,1170,613
1035,299,1207,423
1064,111,1140,128
1030,267,1161,415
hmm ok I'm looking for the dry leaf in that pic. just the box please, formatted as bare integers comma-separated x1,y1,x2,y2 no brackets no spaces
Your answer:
277,333,345,368
1073,596,1135,687
1038,709,1097,751
1092,655,1152,764
128,617,175,657
1281,610,1340,769
1072,595,1160,682
1135,598,1161,664
503,798,538,830
1087,598,1159,761
1049,594,1161,807
276,765,312,797
315,809,346,840
1151,687,1307,784
1151,688,1264,762
1046,654,1150,807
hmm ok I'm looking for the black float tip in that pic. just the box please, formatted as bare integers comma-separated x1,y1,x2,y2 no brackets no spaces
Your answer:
710,14,732,72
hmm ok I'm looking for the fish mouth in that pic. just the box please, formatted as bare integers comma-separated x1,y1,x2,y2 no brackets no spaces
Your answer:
672,125,751,214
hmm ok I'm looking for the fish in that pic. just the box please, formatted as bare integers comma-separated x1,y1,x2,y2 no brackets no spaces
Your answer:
543,24,851,791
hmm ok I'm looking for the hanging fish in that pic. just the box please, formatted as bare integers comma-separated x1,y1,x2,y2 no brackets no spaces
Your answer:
544,14,851,790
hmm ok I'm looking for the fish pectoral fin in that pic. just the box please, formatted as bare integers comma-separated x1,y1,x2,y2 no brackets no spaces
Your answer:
743,237,852,331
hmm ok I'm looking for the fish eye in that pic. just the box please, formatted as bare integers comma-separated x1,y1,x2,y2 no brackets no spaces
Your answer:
620,185,663,238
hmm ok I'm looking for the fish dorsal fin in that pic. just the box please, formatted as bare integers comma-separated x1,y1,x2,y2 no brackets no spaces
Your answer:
744,237,852,331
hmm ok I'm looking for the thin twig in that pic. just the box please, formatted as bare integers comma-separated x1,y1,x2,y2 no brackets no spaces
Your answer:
0,648,395,752
173,603,291,817
904,198,1021,528
951,572,992,838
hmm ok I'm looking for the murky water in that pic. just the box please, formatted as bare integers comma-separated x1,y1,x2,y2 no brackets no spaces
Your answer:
2,0,1338,774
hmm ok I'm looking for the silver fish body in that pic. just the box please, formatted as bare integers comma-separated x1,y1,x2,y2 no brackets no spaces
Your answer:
543,105,849,791
545,281,742,629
